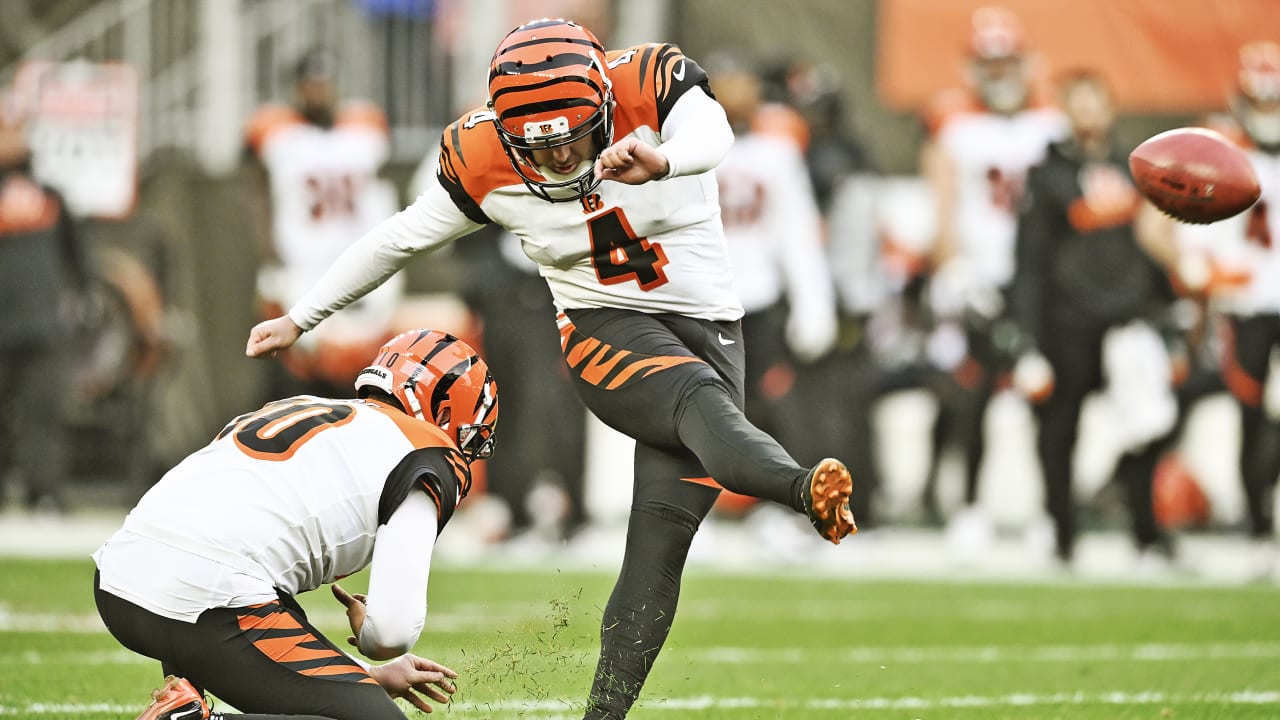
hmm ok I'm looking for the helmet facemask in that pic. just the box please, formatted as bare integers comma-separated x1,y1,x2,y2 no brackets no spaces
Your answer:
487,18,614,203
491,96,614,202
355,330,499,468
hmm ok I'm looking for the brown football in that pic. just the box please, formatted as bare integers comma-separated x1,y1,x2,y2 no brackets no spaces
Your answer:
1128,127,1261,224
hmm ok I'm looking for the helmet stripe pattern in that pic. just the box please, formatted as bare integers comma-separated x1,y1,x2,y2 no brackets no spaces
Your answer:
487,18,614,202
355,329,498,463
428,355,479,419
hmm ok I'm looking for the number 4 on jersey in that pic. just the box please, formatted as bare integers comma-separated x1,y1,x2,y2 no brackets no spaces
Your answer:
588,208,670,290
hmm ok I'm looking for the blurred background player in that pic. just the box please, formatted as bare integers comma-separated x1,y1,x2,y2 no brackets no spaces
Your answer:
1172,41,1280,581
706,53,837,460
245,47,401,399
94,329,494,720
0,94,89,514
918,6,1068,554
1009,69,1179,568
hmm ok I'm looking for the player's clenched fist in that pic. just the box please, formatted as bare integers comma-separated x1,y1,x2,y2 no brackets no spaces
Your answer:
246,315,303,357
594,137,670,185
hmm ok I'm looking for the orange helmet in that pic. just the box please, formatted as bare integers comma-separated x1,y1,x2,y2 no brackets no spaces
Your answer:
355,330,498,463
487,18,613,202
1152,454,1210,531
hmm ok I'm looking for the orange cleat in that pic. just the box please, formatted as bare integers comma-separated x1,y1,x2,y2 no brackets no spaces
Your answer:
135,676,209,720
803,458,857,544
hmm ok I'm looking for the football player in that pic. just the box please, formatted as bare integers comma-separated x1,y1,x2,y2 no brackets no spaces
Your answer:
245,48,402,398
1172,41,1280,581
1009,70,1179,567
918,6,1068,556
94,329,496,719
245,18,856,719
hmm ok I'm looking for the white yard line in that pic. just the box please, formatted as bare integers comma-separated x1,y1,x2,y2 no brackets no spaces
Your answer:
8,640,1280,667
692,641,1280,664
3,691,1279,716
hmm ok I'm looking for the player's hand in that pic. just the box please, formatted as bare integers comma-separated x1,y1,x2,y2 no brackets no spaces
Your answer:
369,654,458,714
245,315,302,357
331,583,368,648
595,137,669,185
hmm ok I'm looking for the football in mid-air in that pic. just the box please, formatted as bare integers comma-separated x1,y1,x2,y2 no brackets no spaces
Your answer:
1128,127,1261,224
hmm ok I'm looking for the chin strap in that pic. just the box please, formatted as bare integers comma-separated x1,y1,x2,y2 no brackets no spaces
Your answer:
401,378,426,420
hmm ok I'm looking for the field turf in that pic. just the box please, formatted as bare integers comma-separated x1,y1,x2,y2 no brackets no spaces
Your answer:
1,557,1278,719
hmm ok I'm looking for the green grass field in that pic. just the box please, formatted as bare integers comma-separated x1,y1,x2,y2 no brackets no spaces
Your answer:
2,557,1278,719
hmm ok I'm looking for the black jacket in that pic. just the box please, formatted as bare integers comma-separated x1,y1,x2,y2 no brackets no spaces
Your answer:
0,171,88,348
1011,139,1174,350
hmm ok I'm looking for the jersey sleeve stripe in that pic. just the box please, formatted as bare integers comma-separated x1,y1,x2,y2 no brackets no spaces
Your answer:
438,129,492,225
245,104,303,153
336,101,389,135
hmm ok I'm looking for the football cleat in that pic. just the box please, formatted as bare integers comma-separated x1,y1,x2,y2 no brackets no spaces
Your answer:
802,458,857,544
135,676,209,720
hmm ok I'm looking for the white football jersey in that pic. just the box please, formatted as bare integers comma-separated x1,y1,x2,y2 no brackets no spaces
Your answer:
936,99,1068,288
289,44,743,331
248,102,400,309
716,131,828,314
1176,147,1280,315
93,396,468,622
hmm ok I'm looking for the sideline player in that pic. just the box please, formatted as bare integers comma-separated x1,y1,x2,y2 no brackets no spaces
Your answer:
1172,41,1280,581
919,6,1067,553
245,48,401,398
1009,70,1178,567
94,330,497,719
245,19,856,719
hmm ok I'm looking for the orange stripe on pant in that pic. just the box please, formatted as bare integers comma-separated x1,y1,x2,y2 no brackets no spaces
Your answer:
681,475,758,514
236,602,378,685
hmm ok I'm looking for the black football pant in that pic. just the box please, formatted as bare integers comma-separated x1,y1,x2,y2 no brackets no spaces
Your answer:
95,571,406,720
558,308,813,719
927,319,1003,507
1222,313,1280,539
0,342,71,510
1037,321,1168,561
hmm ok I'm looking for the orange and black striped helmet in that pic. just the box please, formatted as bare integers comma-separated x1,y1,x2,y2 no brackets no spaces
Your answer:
487,18,613,202
356,329,498,463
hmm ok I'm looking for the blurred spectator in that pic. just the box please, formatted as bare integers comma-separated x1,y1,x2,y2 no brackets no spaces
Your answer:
707,53,837,445
1010,70,1179,567
756,56,888,526
245,47,400,399
766,58,874,213
918,6,1068,554
0,97,90,513
1171,41,1280,581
